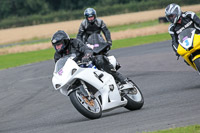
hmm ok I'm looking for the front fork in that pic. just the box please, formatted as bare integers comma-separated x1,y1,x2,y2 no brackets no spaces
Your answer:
80,80,94,100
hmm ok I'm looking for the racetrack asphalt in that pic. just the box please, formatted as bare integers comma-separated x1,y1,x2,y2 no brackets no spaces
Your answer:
0,40,200,133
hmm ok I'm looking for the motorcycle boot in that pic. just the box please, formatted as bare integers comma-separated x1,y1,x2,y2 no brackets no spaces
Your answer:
93,55,127,85
118,78,135,91
105,68,133,91
108,70,133,91
109,70,126,84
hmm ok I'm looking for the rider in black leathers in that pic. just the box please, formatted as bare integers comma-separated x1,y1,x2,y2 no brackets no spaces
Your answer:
51,30,127,84
77,8,112,49
165,3,200,57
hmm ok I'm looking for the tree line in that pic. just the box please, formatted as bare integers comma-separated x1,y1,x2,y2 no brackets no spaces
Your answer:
0,0,133,19
0,0,199,29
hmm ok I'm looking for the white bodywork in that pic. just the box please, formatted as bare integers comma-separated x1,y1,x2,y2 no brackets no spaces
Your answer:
52,56,131,111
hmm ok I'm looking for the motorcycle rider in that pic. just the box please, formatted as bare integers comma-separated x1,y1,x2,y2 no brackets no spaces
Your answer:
165,3,200,57
77,8,112,51
51,30,127,85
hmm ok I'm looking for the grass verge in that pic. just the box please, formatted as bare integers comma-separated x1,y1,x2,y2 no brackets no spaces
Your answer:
109,20,160,32
0,32,170,70
112,32,170,49
146,125,200,133
0,48,54,70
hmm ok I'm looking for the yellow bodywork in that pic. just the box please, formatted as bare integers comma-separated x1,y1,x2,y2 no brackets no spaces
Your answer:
177,34,200,70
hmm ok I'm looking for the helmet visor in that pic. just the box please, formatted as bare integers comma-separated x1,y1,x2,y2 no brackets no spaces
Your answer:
167,14,177,23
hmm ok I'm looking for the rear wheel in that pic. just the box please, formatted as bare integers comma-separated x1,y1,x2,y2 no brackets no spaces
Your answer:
69,89,102,119
194,58,200,73
123,81,144,110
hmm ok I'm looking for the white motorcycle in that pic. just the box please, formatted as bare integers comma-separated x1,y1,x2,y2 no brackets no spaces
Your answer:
52,54,144,119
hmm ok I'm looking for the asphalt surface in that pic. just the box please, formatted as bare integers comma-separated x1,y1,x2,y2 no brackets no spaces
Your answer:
1,40,200,133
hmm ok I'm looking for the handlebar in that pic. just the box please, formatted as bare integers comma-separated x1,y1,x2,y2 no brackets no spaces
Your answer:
78,61,94,68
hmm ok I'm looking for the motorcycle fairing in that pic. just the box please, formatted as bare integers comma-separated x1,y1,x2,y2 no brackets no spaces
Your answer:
177,29,200,70
52,57,127,111
178,28,195,51
52,56,79,90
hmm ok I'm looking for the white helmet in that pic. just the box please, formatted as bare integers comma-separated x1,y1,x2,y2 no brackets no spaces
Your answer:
165,3,181,24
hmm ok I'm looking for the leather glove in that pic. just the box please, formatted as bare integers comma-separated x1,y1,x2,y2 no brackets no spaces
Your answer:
82,53,93,63
107,41,112,47
106,41,112,51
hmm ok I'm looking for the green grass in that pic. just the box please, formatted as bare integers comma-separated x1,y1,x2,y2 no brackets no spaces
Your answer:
0,32,170,70
145,125,200,133
109,20,161,32
0,48,54,69
112,32,170,49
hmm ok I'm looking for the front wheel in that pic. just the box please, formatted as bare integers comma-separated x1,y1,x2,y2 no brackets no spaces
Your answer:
123,81,144,110
194,58,200,73
69,89,102,119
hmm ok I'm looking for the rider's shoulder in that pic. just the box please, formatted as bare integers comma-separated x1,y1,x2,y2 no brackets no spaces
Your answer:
182,11,195,19
69,38,76,44
70,38,83,44
70,38,78,43
81,19,89,28
95,18,103,27
69,38,80,48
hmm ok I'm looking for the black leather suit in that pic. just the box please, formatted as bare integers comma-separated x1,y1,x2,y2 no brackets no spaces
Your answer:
77,18,112,44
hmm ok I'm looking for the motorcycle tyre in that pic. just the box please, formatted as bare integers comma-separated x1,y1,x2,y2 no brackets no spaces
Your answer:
69,90,102,119
194,58,200,73
124,84,144,110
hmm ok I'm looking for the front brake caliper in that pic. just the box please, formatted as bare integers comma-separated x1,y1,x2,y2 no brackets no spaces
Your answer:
82,96,95,106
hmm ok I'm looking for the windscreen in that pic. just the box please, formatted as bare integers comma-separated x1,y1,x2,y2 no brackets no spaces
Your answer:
87,33,109,54
87,33,104,44
55,56,69,73
178,28,195,43
54,54,76,73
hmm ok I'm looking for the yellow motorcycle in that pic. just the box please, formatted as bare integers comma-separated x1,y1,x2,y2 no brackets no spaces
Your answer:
177,28,200,73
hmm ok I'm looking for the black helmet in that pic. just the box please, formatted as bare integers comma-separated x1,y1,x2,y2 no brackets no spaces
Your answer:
165,3,181,24
51,30,70,53
84,8,97,23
